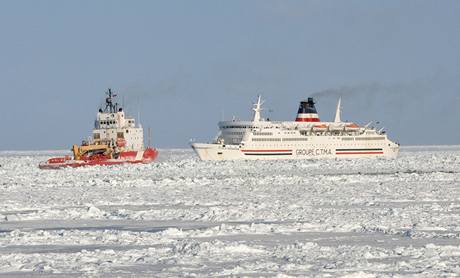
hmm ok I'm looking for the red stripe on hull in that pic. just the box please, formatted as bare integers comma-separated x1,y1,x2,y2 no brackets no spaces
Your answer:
39,148,158,169
295,118,320,122
119,151,138,159
336,152,384,155
241,149,292,153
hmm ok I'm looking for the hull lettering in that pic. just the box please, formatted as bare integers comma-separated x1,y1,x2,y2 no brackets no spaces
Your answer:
296,149,332,156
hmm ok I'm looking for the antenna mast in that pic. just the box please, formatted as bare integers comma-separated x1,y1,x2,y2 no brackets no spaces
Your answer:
104,88,119,113
252,95,263,122
334,97,342,123
148,127,152,147
136,96,141,126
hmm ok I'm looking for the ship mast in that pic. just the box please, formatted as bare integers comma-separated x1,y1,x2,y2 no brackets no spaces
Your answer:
104,88,119,113
334,97,342,123
252,95,263,122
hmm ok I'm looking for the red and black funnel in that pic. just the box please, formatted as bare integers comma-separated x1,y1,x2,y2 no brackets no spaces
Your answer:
295,97,320,122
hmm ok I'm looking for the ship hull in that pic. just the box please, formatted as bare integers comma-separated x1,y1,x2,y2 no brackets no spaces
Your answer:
192,141,399,161
39,148,158,169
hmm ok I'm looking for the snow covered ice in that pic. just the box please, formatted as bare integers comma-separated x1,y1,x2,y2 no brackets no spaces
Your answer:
1,147,460,277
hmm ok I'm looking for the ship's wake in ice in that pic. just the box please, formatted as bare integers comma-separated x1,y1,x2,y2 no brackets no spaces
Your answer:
1,147,460,276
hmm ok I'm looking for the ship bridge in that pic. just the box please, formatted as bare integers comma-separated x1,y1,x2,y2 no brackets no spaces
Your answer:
91,89,144,151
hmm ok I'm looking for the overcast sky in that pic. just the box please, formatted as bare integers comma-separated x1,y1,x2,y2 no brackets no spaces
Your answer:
0,0,459,150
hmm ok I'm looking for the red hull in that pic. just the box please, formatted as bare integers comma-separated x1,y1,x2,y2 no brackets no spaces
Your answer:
39,148,158,169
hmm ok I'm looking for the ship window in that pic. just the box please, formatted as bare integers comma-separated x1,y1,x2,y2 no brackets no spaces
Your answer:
126,130,129,133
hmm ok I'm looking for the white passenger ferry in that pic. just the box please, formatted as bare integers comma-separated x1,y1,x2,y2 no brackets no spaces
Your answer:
191,96,399,160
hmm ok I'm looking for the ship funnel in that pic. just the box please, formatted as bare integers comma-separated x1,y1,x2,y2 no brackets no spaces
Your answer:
295,97,320,122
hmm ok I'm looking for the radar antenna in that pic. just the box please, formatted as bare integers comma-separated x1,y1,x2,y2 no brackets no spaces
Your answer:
104,88,119,113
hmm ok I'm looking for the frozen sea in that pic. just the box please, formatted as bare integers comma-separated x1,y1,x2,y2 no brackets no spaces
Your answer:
1,147,460,277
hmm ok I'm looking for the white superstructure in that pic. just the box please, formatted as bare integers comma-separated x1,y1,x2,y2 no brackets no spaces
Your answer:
90,89,144,151
192,96,400,160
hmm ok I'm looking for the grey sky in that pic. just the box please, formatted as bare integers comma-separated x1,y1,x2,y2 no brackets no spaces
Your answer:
0,0,459,150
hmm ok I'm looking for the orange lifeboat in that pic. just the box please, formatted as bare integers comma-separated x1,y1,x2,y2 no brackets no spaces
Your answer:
313,124,328,130
345,123,360,129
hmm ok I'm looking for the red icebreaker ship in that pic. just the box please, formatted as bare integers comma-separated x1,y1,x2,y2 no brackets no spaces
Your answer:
39,89,158,169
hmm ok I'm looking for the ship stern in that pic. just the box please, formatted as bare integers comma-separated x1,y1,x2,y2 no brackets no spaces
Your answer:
386,140,400,158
